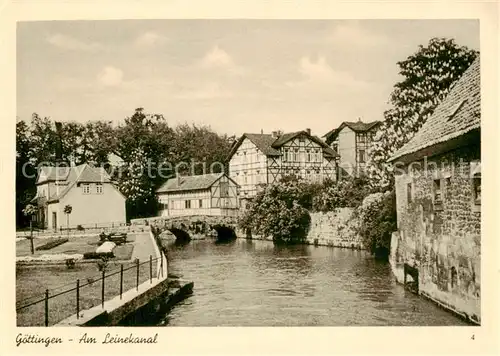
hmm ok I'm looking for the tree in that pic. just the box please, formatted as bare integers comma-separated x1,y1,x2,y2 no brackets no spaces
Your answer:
22,204,38,254
367,38,478,189
64,204,72,234
114,108,174,219
238,176,312,244
16,120,37,227
356,190,397,260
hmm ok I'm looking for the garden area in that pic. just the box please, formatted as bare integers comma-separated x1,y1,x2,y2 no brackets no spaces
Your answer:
15,231,160,326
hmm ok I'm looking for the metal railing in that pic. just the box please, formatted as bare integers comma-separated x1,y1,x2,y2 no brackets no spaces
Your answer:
16,254,165,327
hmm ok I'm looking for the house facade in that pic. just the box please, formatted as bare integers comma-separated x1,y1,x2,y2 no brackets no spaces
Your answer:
227,129,338,208
156,173,239,217
32,163,126,230
323,119,380,178
388,58,481,324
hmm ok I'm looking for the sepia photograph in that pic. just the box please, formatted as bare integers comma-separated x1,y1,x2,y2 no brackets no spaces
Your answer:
14,18,482,330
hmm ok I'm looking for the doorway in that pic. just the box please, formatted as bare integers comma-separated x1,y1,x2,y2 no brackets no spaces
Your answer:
52,212,57,230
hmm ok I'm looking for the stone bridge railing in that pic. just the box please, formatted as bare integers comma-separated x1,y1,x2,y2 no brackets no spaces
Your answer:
130,215,242,242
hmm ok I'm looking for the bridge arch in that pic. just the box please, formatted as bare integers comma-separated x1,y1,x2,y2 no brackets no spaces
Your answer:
212,224,237,243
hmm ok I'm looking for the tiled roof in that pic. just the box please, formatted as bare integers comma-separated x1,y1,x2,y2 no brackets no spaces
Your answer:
156,173,224,193
244,134,281,156
227,130,338,161
35,164,113,203
388,57,480,162
323,120,381,144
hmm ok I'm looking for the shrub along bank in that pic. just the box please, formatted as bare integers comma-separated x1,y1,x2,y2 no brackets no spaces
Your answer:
239,175,396,260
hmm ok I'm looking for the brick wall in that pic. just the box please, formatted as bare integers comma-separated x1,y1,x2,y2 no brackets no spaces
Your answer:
391,144,481,323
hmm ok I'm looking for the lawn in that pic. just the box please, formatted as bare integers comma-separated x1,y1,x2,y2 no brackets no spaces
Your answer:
16,257,159,326
15,233,147,326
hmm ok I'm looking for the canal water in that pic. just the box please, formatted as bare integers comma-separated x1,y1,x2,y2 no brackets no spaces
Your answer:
159,238,467,326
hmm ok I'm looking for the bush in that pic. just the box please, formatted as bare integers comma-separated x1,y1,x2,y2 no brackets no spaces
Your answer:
313,175,375,211
356,190,397,260
239,175,312,244
35,238,69,251
83,251,114,260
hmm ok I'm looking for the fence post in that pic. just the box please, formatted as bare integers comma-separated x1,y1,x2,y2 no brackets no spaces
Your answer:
44,289,49,327
150,255,153,284
120,264,124,299
101,269,105,308
76,279,80,319
136,258,139,291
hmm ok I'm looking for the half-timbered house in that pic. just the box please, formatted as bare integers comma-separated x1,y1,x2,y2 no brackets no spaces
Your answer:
323,119,381,178
227,129,338,208
156,173,239,217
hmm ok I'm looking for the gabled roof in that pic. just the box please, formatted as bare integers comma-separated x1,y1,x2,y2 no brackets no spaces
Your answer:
226,130,339,161
156,173,232,194
35,164,114,203
323,120,381,144
36,164,111,185
388,57,480,163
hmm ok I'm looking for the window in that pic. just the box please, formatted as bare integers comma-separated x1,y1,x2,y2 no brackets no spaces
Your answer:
96,183,103,194
433,179,442,206
358,134,366,143
82,184,90,194
359,150,366,163
407,182,413,204
199,199,203,208
306,150,311,162
294,148,299,162
299,135,305,142
185,200,191,209
162,203,168,211
283,149,288,162
472,173,481,205
220,181,229,197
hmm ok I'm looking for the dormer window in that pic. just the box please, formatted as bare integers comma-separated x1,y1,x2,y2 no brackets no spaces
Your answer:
96,183,103,194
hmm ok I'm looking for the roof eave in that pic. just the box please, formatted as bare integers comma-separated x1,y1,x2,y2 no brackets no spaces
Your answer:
388,127,480,165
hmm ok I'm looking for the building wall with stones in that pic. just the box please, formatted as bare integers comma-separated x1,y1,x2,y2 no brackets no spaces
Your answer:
306,208,363,248
390,143,481,324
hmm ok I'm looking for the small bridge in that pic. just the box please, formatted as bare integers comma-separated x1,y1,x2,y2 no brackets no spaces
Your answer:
130,215,240,243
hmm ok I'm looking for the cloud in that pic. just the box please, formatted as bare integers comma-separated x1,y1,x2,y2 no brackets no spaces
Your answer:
201,45,234,68
174,82,233,100
330,22,388,48
290,55,371,90
46,33,102,51
97,66,124,87
134,31,168,47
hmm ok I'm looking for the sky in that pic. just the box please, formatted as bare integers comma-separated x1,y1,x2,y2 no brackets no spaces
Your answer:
17,19,479,137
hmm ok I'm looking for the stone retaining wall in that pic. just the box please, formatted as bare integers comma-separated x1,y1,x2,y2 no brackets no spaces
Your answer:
305,209,364,249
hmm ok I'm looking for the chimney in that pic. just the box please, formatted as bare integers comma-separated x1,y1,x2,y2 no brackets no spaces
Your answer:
305,128,311,135
260,129,264,134
55,122,63,165
177,174,181,186
358,117,362,123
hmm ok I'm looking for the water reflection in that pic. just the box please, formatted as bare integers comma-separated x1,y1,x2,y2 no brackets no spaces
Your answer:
158,239,467,326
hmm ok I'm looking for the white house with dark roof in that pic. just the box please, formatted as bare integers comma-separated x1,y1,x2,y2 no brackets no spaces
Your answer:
31,163,126,230
227,129,338,208
387,57,481,324
156,173,239,217
323,119,381,177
